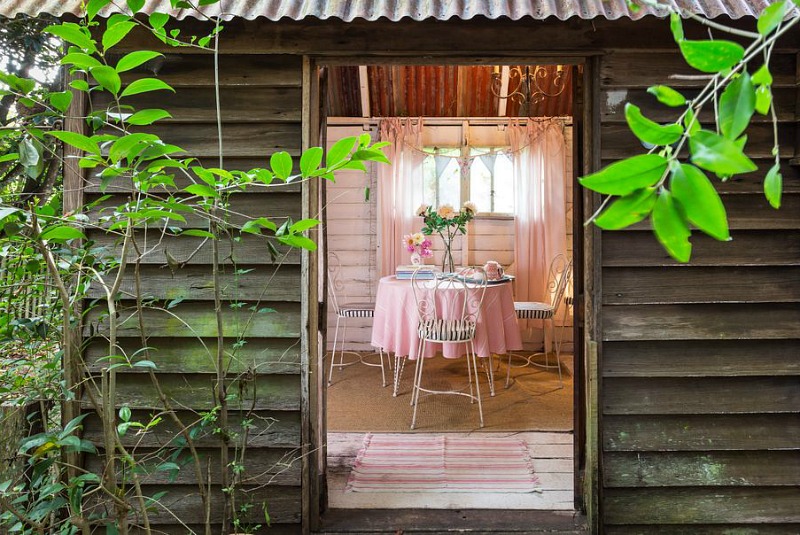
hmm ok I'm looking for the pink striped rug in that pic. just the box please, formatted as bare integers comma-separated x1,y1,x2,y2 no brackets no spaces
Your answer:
346,433,540,493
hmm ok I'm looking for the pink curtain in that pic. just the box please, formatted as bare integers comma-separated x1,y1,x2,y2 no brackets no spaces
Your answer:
509,119,567,308
378,118,426,277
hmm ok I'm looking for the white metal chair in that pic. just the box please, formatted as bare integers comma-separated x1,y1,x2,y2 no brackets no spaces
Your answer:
508,254,573,389
327,252,390,387
409,267,488,429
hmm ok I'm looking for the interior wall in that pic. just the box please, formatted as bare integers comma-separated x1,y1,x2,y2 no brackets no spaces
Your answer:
326,122,574,352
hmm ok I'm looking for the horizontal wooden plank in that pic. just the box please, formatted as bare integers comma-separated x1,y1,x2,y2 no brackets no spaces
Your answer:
83,409,301,448
601,50,797,88
134,524,301,535
601,87,797,122
603,414,800,452
128,123,302,158
116,54,302,87
80,373,301,411
602,339,800,377
603,451,800,487
600,123,795,160
88,232,301,265
605,525,800,535
84,301,302,338
86,192,302,228
86,264,302,302
623,194,800,231
603,377,800,415
85,446,301,486
597,158,800,194
92,86,301,123
603,487,800,524
84,158,303,193
133,484,301,524
602,230,800,267
603,303,800,340
84,336,301,374
602,266,800,304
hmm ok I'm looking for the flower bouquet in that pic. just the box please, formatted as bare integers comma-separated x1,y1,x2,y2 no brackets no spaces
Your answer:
416,202,477,273
403,232,433,265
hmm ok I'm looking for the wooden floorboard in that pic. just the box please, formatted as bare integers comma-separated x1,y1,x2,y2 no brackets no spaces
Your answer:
326,432,575,511
318,508,587,533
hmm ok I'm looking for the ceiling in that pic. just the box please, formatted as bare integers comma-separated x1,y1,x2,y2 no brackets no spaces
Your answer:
325,64,575,118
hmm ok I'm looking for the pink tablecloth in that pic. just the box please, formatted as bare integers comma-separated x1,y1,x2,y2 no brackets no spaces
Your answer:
371,275,522,360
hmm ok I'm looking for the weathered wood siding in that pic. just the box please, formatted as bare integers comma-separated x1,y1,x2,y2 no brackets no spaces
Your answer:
82,50,305,533
598,43,800,533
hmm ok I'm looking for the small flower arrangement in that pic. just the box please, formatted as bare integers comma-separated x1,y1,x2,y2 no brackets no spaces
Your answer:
403,232,433,264
416,202,477,272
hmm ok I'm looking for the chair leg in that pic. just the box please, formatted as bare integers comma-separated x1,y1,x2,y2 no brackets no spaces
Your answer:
469,341,484,428
410,350,426,430
378,348,387,387
505,352,513,389
486,355,495,397
327,316,342,386
548,317,563,388
393,355,406,397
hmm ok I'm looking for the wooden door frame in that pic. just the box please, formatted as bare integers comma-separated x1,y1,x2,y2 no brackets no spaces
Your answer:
301,54,601,532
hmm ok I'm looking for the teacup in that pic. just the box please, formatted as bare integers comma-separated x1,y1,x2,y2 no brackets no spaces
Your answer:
483,261,504,281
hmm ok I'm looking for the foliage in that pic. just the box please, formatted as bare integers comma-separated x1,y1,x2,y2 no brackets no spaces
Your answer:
417,202,477,272
0,0,389,533
581,0,797,261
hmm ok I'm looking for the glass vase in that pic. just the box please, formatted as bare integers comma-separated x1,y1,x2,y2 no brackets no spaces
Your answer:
410,251,422,266
441,241,455,273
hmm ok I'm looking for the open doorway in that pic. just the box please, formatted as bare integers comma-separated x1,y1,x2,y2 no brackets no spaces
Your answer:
318,62,583,514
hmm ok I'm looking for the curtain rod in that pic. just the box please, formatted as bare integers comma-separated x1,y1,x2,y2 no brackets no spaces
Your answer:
326,116,573,127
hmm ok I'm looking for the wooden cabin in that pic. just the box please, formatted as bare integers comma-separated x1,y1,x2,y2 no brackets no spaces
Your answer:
3,1,799,533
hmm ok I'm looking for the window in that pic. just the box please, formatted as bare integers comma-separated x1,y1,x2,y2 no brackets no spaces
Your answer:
416,146,514,215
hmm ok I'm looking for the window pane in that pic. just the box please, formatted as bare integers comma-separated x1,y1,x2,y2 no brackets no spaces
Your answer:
437,158,460,208
469,156,492,212
419,148,460,210
494,153,514,214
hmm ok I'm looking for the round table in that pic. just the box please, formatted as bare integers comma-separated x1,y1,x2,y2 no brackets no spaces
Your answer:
371,275,522,360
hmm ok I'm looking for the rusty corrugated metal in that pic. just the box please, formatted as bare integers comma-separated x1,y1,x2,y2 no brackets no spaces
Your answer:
328,64,573,118
0,0,782,21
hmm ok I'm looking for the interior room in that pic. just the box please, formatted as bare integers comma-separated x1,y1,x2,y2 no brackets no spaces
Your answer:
321,63,578,511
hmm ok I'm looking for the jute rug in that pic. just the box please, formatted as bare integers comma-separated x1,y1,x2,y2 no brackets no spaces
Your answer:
327,353,573,432
346,433,540,493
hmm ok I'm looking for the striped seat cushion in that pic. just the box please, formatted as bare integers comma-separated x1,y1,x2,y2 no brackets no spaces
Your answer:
514,302,554,320
565,296,574,306
339,302,375,318
418,318,476,342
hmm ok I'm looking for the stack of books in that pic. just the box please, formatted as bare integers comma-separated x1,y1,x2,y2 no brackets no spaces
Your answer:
395,265,438,280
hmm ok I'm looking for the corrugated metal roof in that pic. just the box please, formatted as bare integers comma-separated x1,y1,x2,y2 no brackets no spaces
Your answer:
0,0,781,21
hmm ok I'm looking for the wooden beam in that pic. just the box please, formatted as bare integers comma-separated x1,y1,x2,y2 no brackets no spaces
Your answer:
497,65,511,117
358,65,371,121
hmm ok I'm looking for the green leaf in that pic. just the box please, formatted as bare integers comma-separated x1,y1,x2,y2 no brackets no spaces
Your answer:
45,23,97,53
126,0,145,12
184,183,218,198
126,109,172,125
625,103,683,146
120,78,175,98
91,65,122,95
18,138,40,168
755,85,772,115
0,153,19,164
289,218,320,234
764,162,782,209
0,206,21,221
119,406,131,422
670,164,730,241
108,132,158,163
352,148,390,164
647,85,686,107
86,0,112,20
752,64,773,86
578,154,668,196
149,13,170,30
757,0,787,36
70,79,90,92
61,52,103,70
326,136,357,168
270,151,293,180
718,72,755,139
133,359,157,369
594,188,657,230
669,12,684,43
300,147,323,178
46,131,100,155
116,50,163,73
102,20,137,51
41,225,85,241
689,130,758,176
683,108,700,137
182,229,216,238
651,190,691,262
278,234,317,251
49,91,74,112
679,39,745,73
